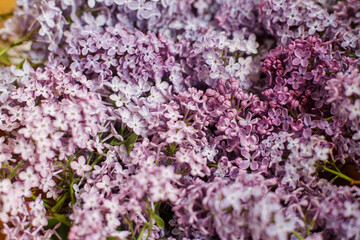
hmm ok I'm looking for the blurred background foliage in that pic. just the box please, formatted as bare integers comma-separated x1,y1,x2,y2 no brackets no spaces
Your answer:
0,0,16,26
0,2,17,239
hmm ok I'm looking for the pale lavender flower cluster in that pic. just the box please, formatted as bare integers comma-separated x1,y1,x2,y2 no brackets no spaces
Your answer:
0,0,360,240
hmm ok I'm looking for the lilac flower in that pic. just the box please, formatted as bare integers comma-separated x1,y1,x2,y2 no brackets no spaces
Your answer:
88,0,97,8
79,38,97,56
344,79,360,97
265,212,295,240
201,145,218,162
284,8,302,26
19,166,40,188
11,60,33,83
109,92,129,107
311,65,325,84
341,33,358,48
245,34,259,54
71,156,92,176
287,75,305,90
311,89,327,109
306,20,325,35
292,49,311,67
302,115,318,138
127,113,147,136
318,119,334,136
314,144,331,161
225,57,240,76
96,175,114,194
322,12,337,28
84,54,101,69
280,109,293,131
127,0,155,19
235,56,253,81
346,99,360,121
272,0,286,11
203,51,224,72
166,129,185,145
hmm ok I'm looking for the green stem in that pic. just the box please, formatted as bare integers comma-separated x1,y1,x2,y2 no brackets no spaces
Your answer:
53,213,72,227
87,152,93,165
323,166,360,185
323,116,334,121
330,175,339,183
51,192,69,213
146,205,154,240
111,141,125,146
207,164,218,167
91,155,104,168
310,217,317,229
137,223,148,240
292,230,304,240
90,138,117,168
323,166,352,182
0,27,39,58
125,217,136,240
305,219,311,237
120,126,125,136
70,181,76,206
8,160,24,179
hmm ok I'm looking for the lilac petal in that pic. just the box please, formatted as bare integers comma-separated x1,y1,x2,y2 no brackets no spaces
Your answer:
292,58,301,66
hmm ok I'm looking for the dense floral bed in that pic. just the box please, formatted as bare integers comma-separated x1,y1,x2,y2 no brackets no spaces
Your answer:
0,0,360,239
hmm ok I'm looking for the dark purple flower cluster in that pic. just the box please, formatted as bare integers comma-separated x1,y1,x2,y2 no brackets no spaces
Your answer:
0,0,360,240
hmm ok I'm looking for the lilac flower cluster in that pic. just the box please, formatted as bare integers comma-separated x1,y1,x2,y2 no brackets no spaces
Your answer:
0,0,360,240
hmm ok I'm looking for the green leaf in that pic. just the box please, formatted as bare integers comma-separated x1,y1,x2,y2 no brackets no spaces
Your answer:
291,230,304,240
8,160,24,179
154,202,161,212
125,133,138,154
53,213,72,227
46,218,60,229
54,223,70,240
146,204,153,240
125,216,136,240
153,214,165,229
17,59,25,69
51,192,69,213
45,218,70,240
136,223,148,240
70,181,76,206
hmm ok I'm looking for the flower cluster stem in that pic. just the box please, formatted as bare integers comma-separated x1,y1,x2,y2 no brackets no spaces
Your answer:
0,27,39,58
322,166,360,185
51,192,69,213
292,230,304,240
